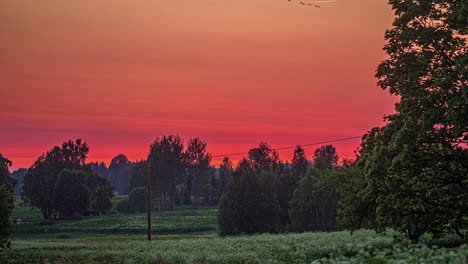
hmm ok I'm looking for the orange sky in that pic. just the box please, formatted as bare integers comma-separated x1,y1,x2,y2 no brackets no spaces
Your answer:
1,0,397,170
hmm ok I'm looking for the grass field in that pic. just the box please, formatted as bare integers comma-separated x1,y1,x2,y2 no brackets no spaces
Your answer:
3,203,467,263
10,204,218,239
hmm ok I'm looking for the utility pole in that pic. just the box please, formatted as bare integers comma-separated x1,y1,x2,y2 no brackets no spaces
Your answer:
147,155,152,241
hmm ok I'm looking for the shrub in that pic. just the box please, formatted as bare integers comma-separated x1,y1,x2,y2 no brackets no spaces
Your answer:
116,199,133,213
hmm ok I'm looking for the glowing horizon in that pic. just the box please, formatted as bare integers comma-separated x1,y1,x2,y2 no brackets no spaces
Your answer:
1,0,397,171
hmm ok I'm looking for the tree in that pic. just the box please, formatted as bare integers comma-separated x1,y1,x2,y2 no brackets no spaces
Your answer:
128,160,147,192
22,139,113,219
149,135,184,211
313,144,338,170
183,137,211,205
0,154,15,250
218,159,281,236
0,154,16,191
89,162,108,178
88,173,114,214
288,145,340,232
348,0,468,241
128,187,147,213
108,154,132,195
291,145,309,181
23,139,89,220
218,157,233,194
53,169,90,219
247,142,279,170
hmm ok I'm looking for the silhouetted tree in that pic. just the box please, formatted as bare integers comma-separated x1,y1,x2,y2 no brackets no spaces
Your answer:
89,162,108,178
88,173,114,214
108,154,132,195
23,140,113,219
218,157,233,195
291,145,309,180
288,144,340,232
23,139,89,220
313,144,338,170
0,154,16,191
218,159,281,236
53,169,90,219
150,135,184,211
128,160,147,192
183,138,211,205
247,142,279,170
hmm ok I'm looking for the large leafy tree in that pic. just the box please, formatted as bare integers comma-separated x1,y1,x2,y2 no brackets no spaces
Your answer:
23,139,89,219
23,139,113,219
53,169,90,219
348,0,467,240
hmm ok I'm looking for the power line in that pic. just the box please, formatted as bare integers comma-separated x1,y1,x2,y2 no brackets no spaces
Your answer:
103,135,363,167
211,136,362,158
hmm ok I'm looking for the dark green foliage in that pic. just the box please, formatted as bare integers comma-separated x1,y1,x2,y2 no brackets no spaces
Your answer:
54,169,90,219
89,162,108,178
128,187,147,213
313,145,338,170
218,157,281,236
23,139,89,219
217,157,233,194
247,142,279,170
203,167,220,205
0,154,15,250
88,173,114,214
336,0,468,241
116,199,133,213
128,160,147,192
288,168,339,232
288,145,340,232
291,145,309,181
150,135,184,211
107,154,132,195
0,154,16,191
183,137,212,205
0,185,14,250
22,139,113,219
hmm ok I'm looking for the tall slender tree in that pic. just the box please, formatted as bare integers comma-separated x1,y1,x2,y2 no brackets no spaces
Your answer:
149,135,184,211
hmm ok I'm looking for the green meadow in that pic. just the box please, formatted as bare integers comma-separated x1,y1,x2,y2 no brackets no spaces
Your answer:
2,202,466,264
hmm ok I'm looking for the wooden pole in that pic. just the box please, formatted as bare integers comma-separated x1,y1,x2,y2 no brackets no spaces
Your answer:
147,155,152,241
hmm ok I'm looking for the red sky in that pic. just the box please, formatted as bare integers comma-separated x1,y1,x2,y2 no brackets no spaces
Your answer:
1,0,397,171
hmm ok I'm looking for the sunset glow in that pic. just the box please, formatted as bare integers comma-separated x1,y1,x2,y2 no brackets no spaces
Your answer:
1,0,397,170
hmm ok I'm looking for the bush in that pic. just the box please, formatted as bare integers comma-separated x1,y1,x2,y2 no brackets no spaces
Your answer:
116,199,133,213
128,187,147,213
